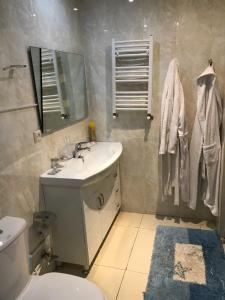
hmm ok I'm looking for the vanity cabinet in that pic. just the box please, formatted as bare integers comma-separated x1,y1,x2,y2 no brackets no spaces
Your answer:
41,162,121,270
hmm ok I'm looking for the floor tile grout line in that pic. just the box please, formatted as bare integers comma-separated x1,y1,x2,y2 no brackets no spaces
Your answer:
126,226,140,270
115,213,144,229
123,269,149,275
115,269,126,300
115,226,140,300
92,264,126,271
113,224,142,229
139,214,144,228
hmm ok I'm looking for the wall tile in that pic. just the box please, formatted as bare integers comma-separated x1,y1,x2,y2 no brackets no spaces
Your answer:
0,0,88,251
80,0,224,221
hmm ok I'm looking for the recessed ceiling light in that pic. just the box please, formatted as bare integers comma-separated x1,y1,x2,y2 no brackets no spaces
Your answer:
129,0,134,2
73,7,78,11
144,24,147,28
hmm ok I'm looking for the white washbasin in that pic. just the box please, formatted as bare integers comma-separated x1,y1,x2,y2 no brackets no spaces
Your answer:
40,142,122,185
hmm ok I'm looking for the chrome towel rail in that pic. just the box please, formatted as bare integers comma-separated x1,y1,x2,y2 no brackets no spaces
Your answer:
2,64,27,71
0,103,37,114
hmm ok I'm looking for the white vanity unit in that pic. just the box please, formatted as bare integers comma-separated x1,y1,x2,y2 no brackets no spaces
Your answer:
40,142,122,270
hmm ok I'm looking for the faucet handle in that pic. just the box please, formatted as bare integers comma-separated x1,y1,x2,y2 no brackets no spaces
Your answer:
77,141,89,147
50,157,59,169
51,157,64,169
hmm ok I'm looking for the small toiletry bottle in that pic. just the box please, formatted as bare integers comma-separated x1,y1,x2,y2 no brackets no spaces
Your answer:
88,120,96,142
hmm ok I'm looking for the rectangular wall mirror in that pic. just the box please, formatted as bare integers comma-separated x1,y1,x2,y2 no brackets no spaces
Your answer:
29,46,88,134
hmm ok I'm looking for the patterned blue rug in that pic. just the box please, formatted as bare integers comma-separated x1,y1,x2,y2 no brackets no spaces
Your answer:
144,226,225,300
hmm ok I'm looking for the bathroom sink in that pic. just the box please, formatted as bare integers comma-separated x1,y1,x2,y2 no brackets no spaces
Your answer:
40,142,122,186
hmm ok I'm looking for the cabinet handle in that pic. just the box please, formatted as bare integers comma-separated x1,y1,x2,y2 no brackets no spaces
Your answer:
97,196,102,209
97,193,104,209
100,193,104,206
116,188,119,193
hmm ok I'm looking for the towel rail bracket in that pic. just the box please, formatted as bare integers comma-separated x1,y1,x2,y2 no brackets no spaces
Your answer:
147,113,154,121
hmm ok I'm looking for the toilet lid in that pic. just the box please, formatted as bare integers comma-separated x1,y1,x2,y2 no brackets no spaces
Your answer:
18,273,105,300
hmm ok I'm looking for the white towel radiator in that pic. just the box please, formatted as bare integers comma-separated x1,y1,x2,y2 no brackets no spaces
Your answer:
41,49,65,115
112,37,153,120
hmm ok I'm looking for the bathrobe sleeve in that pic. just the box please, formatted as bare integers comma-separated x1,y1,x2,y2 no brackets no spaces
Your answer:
168,68,182,154
161,59,187,155
159,66,174,155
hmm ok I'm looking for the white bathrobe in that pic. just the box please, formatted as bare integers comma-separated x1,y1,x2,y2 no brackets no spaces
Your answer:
159,58,189,205
189,66,222,216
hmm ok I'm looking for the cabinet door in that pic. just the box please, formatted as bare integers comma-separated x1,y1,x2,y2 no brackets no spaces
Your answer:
82,163,121,263
43,186,87,265
113,165,121,210
99,165,119,239
82,188,102,264
100,183,115,239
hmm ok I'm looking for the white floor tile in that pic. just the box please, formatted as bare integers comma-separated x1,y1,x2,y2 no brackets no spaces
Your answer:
140,214,157,230
117,271,148,300
114,212,143,228
140,214,180,229
199,220,216,230
88,265,124,300
127,228,155,274
179,219,202,229
95,225,138,269
140,214,209,230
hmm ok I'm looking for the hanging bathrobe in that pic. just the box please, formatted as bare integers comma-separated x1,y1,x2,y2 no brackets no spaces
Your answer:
159,58,189,205
189,65,222,216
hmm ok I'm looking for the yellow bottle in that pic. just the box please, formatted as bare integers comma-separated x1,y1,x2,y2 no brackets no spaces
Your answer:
88,120,96,142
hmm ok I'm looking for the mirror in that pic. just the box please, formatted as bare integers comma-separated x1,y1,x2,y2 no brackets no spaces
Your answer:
29,47,88,134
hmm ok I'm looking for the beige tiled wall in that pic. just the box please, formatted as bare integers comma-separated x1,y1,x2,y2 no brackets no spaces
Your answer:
79,0,225,221
0,0,88,250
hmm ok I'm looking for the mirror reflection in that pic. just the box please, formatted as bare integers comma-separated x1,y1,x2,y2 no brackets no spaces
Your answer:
29,47,88,134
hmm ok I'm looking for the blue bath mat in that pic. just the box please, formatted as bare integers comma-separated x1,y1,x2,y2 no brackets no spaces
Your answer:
144,226,225,300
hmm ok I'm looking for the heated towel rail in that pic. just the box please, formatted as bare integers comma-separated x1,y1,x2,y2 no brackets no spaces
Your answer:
112,37,153,120
41,49,65,115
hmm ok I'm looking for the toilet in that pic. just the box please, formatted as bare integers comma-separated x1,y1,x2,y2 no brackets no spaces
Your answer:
0,216,105,300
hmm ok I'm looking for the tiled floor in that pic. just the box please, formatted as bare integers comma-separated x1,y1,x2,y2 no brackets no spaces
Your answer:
88,212,216,300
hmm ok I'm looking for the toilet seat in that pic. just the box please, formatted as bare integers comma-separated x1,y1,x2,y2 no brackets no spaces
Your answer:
17,273,105,300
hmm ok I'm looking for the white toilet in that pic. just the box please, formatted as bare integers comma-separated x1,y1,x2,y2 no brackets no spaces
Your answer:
0,216,105,300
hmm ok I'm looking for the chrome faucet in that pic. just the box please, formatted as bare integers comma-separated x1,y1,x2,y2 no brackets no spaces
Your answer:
73,142,90,158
